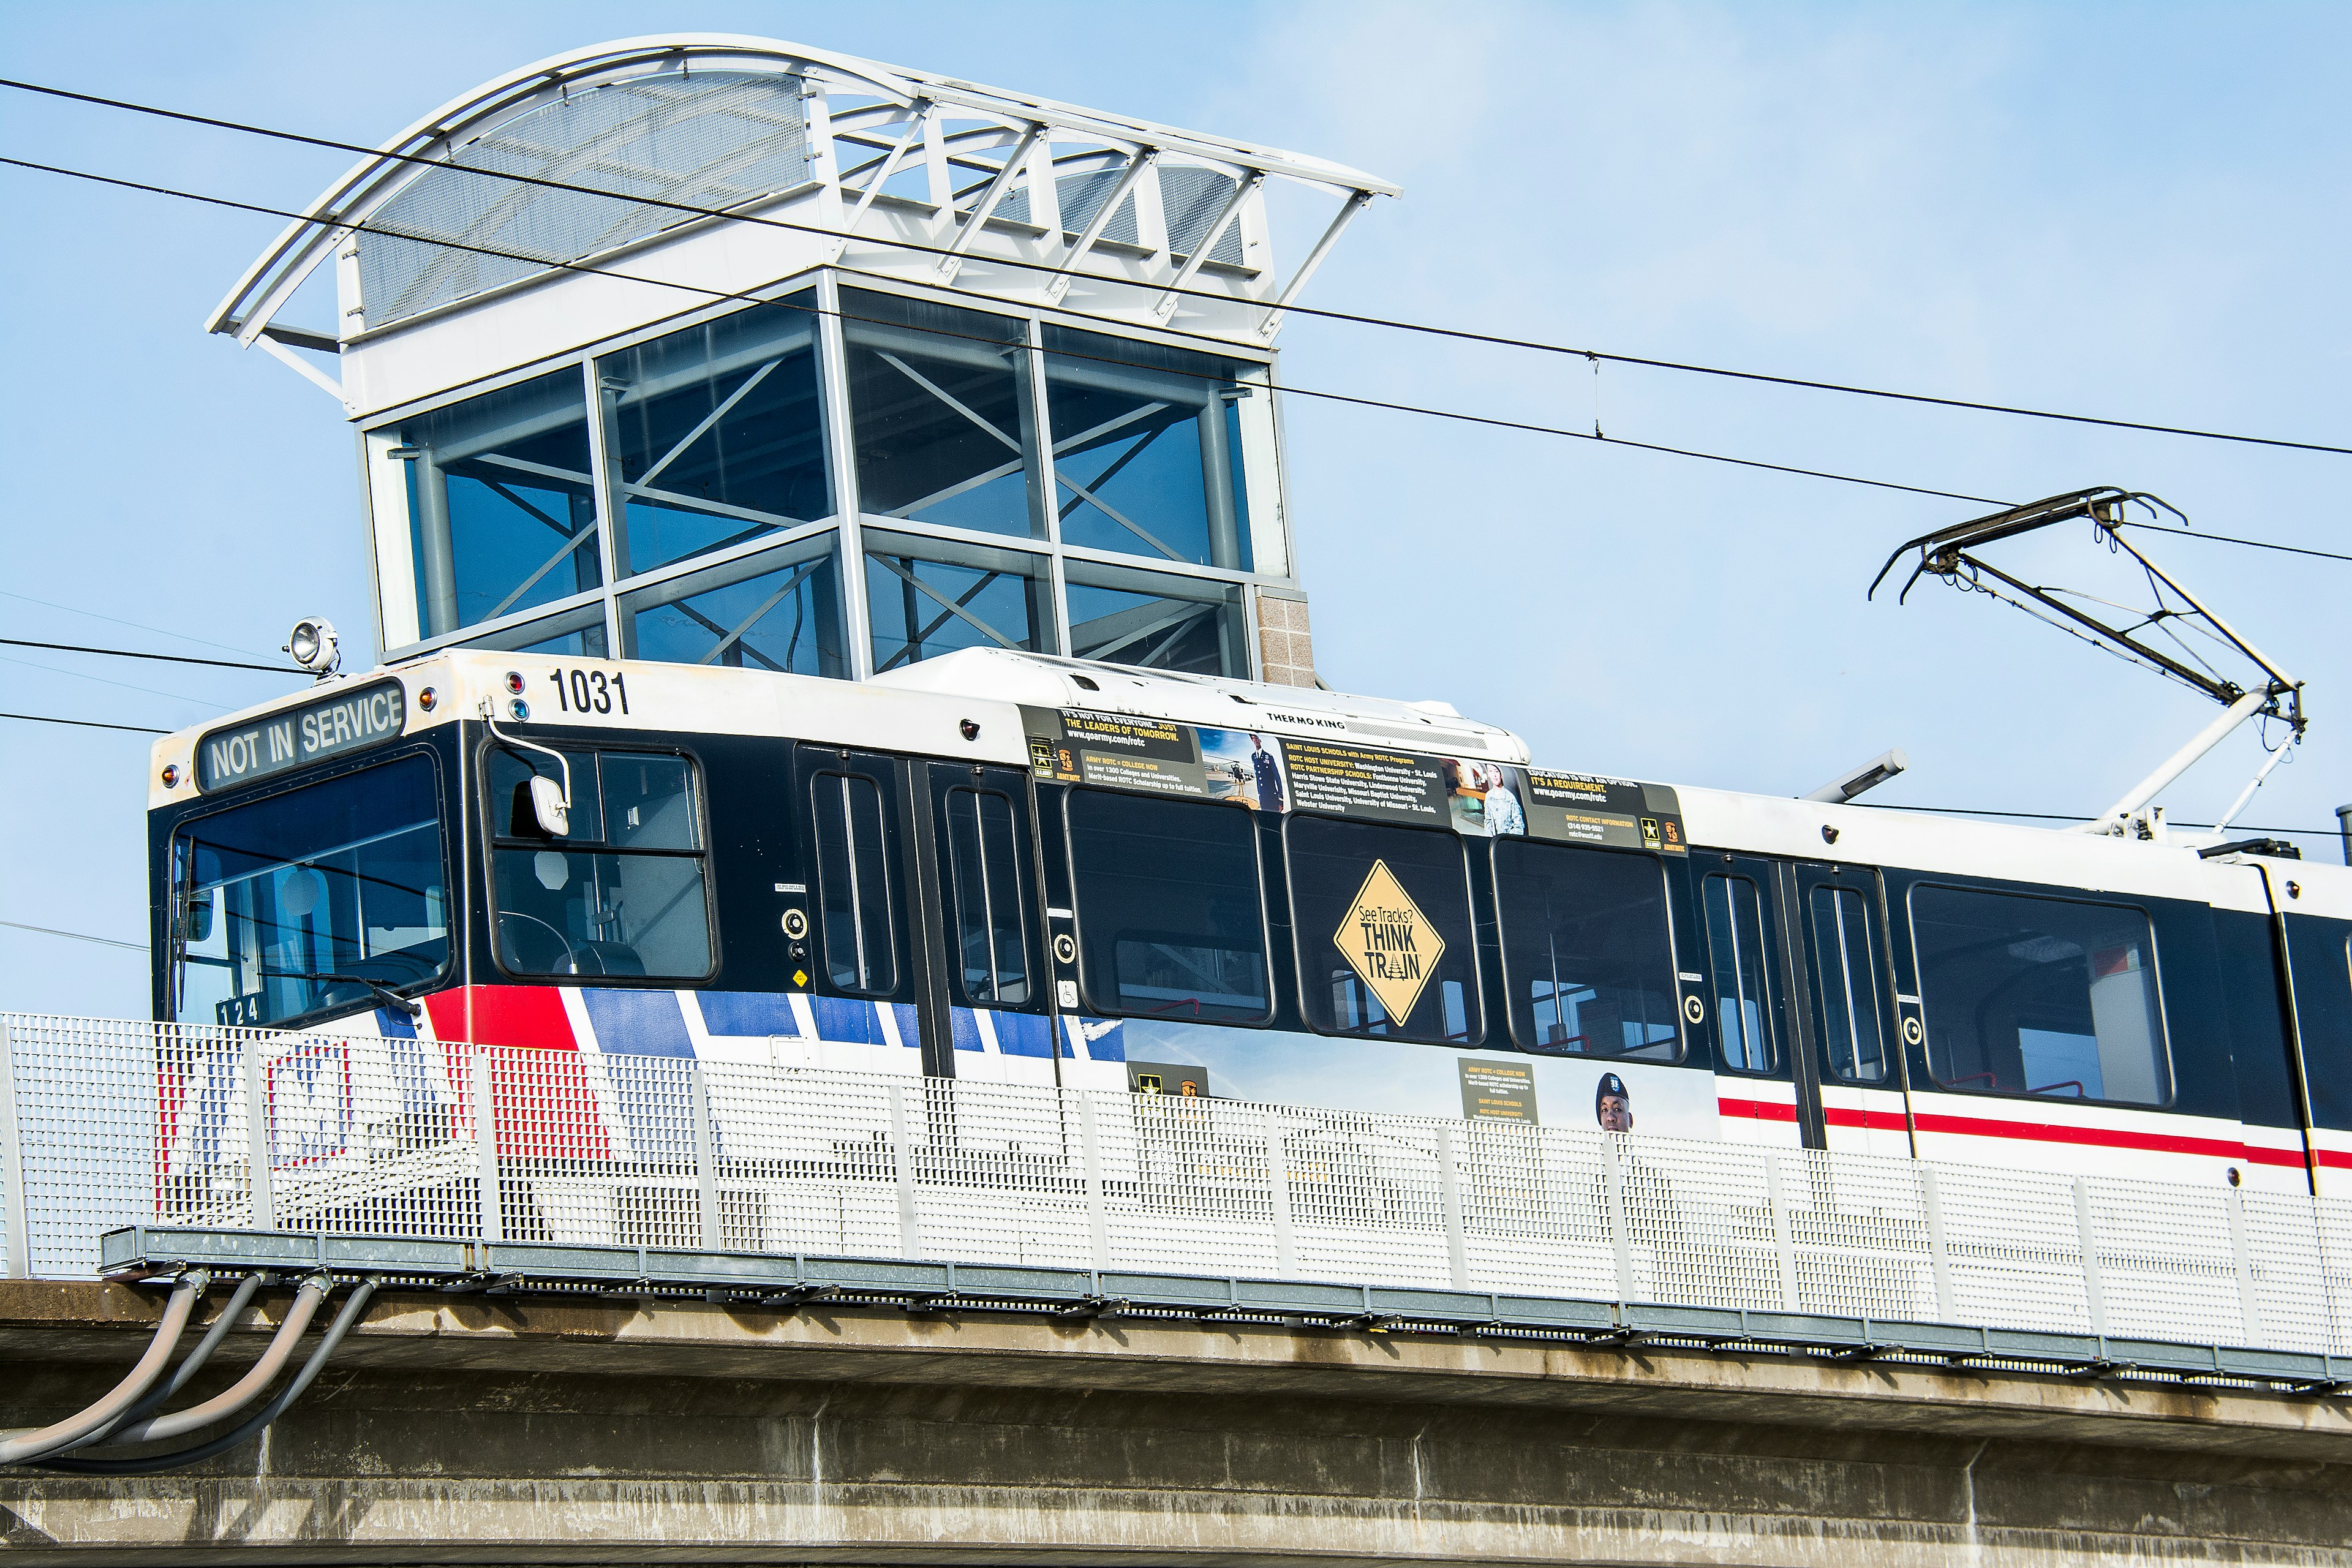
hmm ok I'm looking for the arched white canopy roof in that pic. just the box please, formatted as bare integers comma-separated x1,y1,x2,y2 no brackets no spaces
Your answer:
209,34,1397,349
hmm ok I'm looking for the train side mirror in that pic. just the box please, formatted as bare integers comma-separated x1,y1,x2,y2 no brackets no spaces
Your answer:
529,775,570,837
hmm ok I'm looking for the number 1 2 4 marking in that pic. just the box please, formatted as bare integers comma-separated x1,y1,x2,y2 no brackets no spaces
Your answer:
547,669,628,715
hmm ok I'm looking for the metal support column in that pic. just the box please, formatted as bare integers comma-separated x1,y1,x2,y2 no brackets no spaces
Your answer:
243,1034,274,1232
1921,1165,1957,1321
888,1082,922,1258
1765,1153,1800,1313
689,1063,723,1251
1079,1092,1109,1270
0,1019,26,1278
1602,1135,1637,1303
1265,1113,1297,1277
2073,1177,2106,1336
1435,1123,1468,1289
2227,1188,2267,1345
471,1048,500,1244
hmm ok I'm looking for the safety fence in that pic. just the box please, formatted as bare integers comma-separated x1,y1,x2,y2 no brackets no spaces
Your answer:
6,1011,2352,1361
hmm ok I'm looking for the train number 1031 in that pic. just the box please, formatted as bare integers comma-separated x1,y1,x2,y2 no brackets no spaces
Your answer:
545,668,630,716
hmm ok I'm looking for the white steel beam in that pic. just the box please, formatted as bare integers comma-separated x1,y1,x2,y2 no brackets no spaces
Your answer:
937,123,1046,284
1257,190,1374,339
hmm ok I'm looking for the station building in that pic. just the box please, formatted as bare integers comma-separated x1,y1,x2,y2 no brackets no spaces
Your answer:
209,36,1395,687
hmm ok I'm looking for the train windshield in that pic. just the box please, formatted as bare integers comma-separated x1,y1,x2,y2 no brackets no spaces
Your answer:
171,755,450,1028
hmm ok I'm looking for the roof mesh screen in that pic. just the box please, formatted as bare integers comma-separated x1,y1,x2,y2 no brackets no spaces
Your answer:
356,71,809,328
1159,167,1247,266
998,165,1244,265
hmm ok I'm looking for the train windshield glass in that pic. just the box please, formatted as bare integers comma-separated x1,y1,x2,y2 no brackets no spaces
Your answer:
171,755,449,1028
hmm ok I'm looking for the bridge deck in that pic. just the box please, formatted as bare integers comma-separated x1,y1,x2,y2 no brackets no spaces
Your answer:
6,1275,2350,1564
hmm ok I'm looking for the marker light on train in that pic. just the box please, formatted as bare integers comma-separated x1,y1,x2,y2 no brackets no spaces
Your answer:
508,698,530,722
416,687,437,712
504,671,526,695
159,764,180,789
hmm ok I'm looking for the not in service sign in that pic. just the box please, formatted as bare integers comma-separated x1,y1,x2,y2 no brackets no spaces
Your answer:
196,680,407,791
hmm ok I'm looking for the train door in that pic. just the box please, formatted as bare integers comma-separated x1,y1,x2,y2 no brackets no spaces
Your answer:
2265,865,2352,1196
1789,862,1912,1158
791,744,929,1075
1696,853,1809,1148
922,761,1058,1087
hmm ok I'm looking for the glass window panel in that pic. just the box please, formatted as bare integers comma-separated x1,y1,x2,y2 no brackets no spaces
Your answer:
1064,562,1245,677
488,745,605,843
600,296,832,577
490,850,710,979
843,288,1040,540
812,772,898,995
944,788,1031,1005
600,755,699,851
1910,885,2171,1105
1286,815,1481,1046
484,745,711,981
172,756,450,1028
1067,790,1269,1023
1493,840,1679,1061
469,601,609,658
864,533,1054,672
1810,885,1889,1082
1704,875,1777,1073
1042,325,1254,570
620,538,847,678
390,368,600,639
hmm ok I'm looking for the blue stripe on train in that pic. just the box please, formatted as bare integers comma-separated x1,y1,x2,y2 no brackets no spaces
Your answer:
579,989,696,1057
698,990,799,1038
993,1011,1055,1057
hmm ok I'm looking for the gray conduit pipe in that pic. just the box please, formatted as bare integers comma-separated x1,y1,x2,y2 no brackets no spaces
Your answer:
35,1278,380,1477
0,1270,209,1465
124,1272,268,1420
58,1270,271,1455
94,1275,330,1447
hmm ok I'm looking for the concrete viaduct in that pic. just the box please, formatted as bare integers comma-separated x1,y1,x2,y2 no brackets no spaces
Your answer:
4,1278,2349,1565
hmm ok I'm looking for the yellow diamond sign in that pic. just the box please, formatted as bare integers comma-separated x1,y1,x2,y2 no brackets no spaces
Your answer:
1333,859,1444,1022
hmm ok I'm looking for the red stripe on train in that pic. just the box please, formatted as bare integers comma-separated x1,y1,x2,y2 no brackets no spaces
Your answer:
1717,1097,1798,1123
422,986,577,1050
1719,1096,2309,1166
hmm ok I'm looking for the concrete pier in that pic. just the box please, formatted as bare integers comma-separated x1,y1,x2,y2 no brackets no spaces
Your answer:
3,1280,2350,1564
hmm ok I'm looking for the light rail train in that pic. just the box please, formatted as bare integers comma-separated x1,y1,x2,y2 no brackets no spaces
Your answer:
145,646,2352,1202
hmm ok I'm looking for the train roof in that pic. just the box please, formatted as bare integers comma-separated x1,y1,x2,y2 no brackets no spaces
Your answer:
148,649,2342,914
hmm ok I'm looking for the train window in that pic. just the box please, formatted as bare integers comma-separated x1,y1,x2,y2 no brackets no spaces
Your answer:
1491,840,1678,1060
1810,886,1890,1083
812,773,899,996
172,755,450,1028
487,748,711,981
944,788,1031,1005
1909,885,2170,1106
1287,816,1482,1046
1703,875,1777,1073
1066,789,1270,1023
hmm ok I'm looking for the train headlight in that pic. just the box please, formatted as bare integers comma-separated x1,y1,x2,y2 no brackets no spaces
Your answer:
285,617,340,678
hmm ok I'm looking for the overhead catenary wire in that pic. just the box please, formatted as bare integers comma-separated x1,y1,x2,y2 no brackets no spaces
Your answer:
0,919,145,951
0,710,168,735
0,152,2008,507
0,636,300,674
4,75,2348,459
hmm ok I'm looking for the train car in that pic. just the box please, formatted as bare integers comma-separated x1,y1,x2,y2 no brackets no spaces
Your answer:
145,646,2345,1208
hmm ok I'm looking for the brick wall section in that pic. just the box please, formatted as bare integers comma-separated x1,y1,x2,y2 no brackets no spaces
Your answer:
1256,592,1316,687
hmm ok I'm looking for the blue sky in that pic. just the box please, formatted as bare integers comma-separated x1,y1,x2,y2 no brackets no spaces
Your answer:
2,1,2347,1016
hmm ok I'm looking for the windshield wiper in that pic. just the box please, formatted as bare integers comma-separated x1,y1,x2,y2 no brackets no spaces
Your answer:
266,970,424,1020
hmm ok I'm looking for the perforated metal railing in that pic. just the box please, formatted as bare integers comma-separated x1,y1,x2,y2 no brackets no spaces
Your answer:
7,1011,2352,1362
